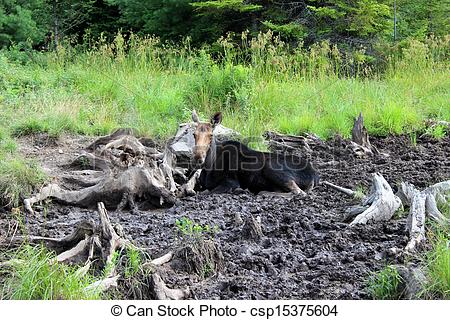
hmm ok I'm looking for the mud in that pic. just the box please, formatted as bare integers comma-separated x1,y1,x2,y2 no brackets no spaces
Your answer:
1,133,449,299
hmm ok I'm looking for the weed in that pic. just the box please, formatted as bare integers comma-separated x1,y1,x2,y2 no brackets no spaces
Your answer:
425,125,448,140
367,265,402,299
0,156,47,208
423,230,450,298
421,201,450,299
1,245,101,300
124,247,142,278
175,217,219,241
353,184,367,200
409,132,417,147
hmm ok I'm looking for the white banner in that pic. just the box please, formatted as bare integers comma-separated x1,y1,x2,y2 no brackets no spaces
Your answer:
0,300,449,320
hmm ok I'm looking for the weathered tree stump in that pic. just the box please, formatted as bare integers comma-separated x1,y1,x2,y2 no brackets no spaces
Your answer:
7,202,190,299
350,112,384,157
397,180,449,251
24,129,181,213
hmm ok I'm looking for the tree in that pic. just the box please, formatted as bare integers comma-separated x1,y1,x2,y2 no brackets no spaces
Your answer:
0,0,49,48
395,0,450,40
46,0,95,47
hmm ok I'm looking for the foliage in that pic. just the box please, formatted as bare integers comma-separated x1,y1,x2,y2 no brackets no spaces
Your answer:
1,245,101,299
367,265,402,299
124,246,143,278
175,217,219,241
424,229,450,299
0,0,49,48
396,0,450,40
422,201,450,299
0,0,448,49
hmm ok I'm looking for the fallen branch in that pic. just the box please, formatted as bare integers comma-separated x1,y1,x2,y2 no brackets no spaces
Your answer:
323,181,356,197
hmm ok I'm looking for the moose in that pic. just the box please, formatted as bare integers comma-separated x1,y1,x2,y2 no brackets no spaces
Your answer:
191,110,320,195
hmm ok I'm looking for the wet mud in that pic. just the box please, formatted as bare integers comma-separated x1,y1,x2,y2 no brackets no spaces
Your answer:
1,133,449,299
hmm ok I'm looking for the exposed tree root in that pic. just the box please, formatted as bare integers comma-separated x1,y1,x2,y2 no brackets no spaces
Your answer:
24,129,184,213
327,173,402,226
151,273,190,300
327,173,449,252
397,180,449,251
7,202,190,299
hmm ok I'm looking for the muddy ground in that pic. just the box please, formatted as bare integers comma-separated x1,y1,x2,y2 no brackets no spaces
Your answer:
0,132,449,299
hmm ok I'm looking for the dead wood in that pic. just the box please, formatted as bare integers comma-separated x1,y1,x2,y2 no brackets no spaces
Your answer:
85,275,120,292
86,128,135,151
180,169,201,196
323,181,356,197
397,180,449,251
335,175,448,252
5,219,96,253
264,131,323,155
70,152,112,171
350,173,402,226
242,215,264,240
24,130,182,213
148,251,174,267
350,112,384,157
151,273,190,300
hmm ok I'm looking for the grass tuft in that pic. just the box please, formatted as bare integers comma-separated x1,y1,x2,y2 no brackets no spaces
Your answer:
367,265,402,299
0,156,47,208
1,245,101,300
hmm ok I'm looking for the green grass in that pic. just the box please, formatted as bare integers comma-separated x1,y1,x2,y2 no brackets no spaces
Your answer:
424,230,450,298
0,155,47,208
1,245,101,300
367,265,402,299
367,200,450,300
422,200,450,299
0,34,448,143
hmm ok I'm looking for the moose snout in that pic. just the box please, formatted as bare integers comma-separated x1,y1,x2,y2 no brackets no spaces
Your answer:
193,147,207,167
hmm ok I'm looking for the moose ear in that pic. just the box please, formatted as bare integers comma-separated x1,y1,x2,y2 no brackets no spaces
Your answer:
192,109,200,123
211,112,222,126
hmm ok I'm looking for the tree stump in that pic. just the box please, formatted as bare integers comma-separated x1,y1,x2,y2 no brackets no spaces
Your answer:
350,112,383,157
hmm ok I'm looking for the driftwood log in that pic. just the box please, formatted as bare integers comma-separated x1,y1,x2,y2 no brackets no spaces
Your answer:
326,173,402,226
264,131,323,155
327,173,449,252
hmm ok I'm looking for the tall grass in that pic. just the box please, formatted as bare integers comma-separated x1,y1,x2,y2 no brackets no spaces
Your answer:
1,245,101,300
367,265,402,299
0,32,448,141
423,201,450,299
